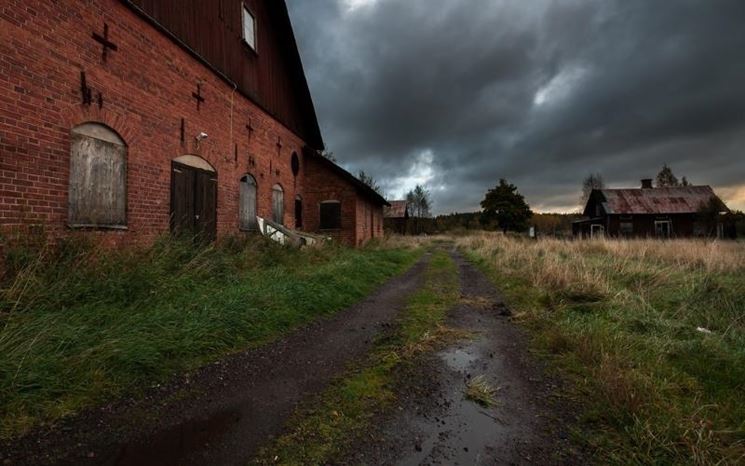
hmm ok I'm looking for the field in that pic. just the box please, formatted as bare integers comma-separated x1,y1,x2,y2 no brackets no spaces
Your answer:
458,233,745,464
0,236,420,438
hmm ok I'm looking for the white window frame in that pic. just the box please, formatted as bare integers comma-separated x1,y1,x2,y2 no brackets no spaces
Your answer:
590,224,605,238
242,4,257,52
654,220,672,238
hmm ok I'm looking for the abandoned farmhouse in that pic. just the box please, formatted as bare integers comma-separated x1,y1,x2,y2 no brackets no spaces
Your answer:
573,179,734,239
0,0,387,247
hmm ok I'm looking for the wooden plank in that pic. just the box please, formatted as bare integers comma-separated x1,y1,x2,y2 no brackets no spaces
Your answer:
272,185,284,225
170,162,195,236
68,133,127,227
240,175,258,230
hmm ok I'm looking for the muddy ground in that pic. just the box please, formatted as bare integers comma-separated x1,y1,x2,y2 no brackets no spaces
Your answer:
1,249,584,465
341,252,582,465
1,256,430,466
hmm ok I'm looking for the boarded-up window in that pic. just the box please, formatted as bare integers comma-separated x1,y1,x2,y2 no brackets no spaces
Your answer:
320,201,341,230
239,174,258,230
68,123,127,228
272,184,284,224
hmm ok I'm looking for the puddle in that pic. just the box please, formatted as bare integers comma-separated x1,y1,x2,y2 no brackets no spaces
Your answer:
397,336,509,465
439,347,478,373
105,408,241,466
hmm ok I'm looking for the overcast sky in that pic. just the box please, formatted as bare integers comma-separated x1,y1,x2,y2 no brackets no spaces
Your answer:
286,0,745,214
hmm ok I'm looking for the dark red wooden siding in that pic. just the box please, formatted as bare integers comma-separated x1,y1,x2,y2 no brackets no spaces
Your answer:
124,0,321,147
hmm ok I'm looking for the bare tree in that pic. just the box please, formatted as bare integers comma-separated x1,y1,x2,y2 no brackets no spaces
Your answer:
320,150,337,163
357,170,382,195
581,173,605,205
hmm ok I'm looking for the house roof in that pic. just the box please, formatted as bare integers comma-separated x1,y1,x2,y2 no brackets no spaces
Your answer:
588,186,724,216
384,201,408,218
305,148,389,207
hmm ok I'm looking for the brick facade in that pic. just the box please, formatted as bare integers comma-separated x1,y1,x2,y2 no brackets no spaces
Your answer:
0,0,385,248
303,155,385,246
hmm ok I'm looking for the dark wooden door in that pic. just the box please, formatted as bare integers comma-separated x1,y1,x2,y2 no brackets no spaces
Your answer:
295,197,303,229
171,162,217,241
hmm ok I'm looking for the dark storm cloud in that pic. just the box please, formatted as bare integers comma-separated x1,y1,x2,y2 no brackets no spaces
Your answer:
287,0,745,213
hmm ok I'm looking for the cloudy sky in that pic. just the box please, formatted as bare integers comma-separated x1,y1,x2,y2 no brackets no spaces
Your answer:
286,0,745,214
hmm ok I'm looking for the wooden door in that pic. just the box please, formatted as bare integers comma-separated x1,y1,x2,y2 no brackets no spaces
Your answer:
171,162,217,241
295,196,303,229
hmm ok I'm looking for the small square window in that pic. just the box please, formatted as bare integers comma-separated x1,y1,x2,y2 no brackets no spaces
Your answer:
320,201,341,230
242,5,256,51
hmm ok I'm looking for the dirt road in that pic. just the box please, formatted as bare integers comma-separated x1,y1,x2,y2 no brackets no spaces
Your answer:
3,249,580,465
343,251,580,465
3,256,430,466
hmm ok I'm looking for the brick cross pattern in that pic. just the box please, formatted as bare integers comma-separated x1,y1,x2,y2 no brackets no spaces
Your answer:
192,83,205,111
92,23,117,62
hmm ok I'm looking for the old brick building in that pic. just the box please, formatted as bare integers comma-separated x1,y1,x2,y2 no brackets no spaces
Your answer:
0,0,386,247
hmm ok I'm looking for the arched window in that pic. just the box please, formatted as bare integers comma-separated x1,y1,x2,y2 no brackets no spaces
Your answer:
239,174,258,231
320,200,341,230
272,184,284,225
68,122,127,228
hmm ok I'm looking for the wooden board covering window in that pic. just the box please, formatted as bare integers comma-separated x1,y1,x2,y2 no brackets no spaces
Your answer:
240,175,258,230
272,184,284,225
68,127,127,228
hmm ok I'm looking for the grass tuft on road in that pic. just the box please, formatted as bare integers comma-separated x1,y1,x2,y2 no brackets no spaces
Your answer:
257,249,460,465
458,233,745,464
465,375,498,407
0,235,420,438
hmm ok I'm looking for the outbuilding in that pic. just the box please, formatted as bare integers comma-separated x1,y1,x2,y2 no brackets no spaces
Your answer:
573,179,735,239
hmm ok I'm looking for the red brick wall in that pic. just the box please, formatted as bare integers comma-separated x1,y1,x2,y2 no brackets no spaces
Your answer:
302,155,358,245
301,155,385,246
0,0,324,247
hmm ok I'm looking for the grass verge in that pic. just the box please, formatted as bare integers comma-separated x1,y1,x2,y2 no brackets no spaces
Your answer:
458,233,745,464
256,249,460,465
0,236,421,438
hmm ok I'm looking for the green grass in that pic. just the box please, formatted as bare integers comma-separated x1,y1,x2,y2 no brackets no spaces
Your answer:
0,235,421,438
256,249,460,465
460,235,745,464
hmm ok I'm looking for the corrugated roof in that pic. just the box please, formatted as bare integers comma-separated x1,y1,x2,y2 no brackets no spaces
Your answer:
595,186,720,215
384,200,408,218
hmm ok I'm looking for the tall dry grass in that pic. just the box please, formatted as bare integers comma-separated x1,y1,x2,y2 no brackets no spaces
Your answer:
457,232,745,464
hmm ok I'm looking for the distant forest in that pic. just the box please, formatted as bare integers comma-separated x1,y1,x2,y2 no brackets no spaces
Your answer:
413,212,581,236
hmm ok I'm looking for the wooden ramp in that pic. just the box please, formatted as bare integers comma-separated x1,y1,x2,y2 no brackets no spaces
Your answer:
257,216,329,247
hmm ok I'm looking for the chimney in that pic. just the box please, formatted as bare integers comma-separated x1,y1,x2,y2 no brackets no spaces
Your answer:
641,179,653,189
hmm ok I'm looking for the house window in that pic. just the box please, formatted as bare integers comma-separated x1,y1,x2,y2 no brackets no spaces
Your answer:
239,174,258,231
68,123,127,228
620,222,633,236
242,4,256,51
655,220,672,238
320,200,341,230
272,184,284,224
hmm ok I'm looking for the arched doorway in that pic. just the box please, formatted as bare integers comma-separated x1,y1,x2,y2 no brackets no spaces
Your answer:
295,194,303,229
272,184,284,225
171,155,217,241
